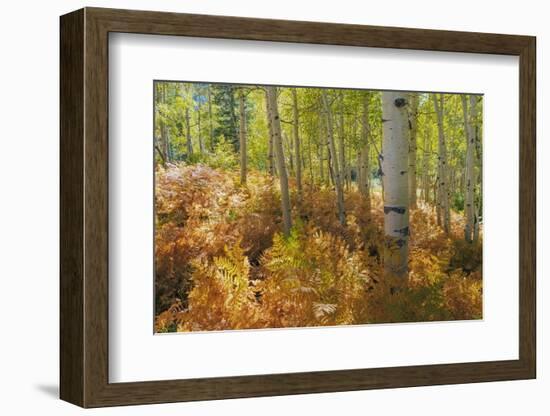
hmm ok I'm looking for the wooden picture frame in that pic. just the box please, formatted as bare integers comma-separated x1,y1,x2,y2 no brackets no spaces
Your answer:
60,7,536,408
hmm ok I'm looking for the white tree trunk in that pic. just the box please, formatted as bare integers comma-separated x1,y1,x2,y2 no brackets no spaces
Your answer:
421,128,430,203
197,103,205,154
207,85,214,151
382,91,410,285
359,94,371,211
318,120,325,184
185,106,193,158
292,89,303,198
461,95,476,242
265,93,275,176
239,90,247,185
321,91,346,226
266,87,292,236
408,93,419,208
433,94,450,234
338,92,347,191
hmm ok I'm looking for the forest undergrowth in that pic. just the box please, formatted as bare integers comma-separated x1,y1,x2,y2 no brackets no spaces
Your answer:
155,163,482,332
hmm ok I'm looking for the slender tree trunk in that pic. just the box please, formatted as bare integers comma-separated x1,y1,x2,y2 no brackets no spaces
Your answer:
338,92,347,193
321,91,346,226
461,95,476,243
327,149,335,187
239,90,247,185
435,176,441,224
421,128,429,203
319,142,324,185
433,94,450,234
208,85,214,151
197,103,205,154
382,92,410,287
349,113,357,191
266,87,292,236
357,151,362,189
285,132,294,176
292,89,303,198
265,94,275,176
185,107,193,158
158,83,171,164
359,94,371,212
408,93,419,208
307,129,314,188
318,120,325,185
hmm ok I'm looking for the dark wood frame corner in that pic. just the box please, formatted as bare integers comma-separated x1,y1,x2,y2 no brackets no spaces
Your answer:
60,7,536,408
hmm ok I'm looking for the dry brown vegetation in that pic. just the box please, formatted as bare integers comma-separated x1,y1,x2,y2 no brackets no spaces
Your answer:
155,164,482,332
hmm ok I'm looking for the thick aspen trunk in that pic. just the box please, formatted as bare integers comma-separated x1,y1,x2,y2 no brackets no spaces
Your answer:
266,87,292,236
239,91,247,185
473,100,481,244
292,89,303,198
382,91,410,286
321,91,346,226
473,203,481,244
408,93,419,208
461,95,476,243
433,94,450,234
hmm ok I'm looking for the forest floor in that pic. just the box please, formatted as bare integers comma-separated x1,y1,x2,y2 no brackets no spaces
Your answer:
155,163,482,332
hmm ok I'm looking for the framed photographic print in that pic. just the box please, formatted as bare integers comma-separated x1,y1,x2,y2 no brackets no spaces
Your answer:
60,7,536,408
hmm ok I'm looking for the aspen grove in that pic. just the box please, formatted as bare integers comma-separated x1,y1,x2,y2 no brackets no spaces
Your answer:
154,82,483,332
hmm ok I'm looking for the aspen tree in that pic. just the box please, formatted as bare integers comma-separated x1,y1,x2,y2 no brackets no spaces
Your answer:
197,100,204,154
265,93,275,176
461,94,476,242
157,83,170,164
408,93,419,208
359,94,371,211
338,92,347,191
266,86,292,235
318,119,325,185
472,98,481,244
292,89,303,198
382,91,410,286
433,94,450,234
321,91,346,226
239,89,247,185
207,85,214,151
185,107,193,157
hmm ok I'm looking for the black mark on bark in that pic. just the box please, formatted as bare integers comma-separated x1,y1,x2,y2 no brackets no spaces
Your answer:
394,98,407,108
384,206,406,215
393,226,410,237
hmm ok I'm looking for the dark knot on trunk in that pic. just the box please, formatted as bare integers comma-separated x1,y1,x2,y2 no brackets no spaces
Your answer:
394,98,407,108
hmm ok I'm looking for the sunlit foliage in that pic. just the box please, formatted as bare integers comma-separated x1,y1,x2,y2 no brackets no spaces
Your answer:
155,164,482,332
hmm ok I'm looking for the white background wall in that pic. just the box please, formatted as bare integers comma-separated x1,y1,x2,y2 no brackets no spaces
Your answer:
0,0,546,414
